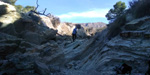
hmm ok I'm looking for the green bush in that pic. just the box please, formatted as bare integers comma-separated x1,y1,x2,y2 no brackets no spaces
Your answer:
51,17,60,27
106,1,126,22
107,14,126,39
1,0,17,5
2,0,35,13
22,6,35,13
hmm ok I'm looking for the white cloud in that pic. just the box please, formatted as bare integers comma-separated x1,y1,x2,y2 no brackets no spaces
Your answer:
57,9,109,19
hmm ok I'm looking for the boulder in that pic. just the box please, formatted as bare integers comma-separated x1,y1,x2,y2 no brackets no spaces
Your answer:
0,42,18,57
0,60,16,75
57,23,73,35
0,32,18,40
42,29,57,40
77,27,87,38
28,11,41,24
0,5,8,16
124,16,150,30
0,1,16,16
34,61,50,75
0,1,20,32
126,13,135,22
1,52,40,74
13,18,35,34
51,16,60,28
49,65,60,73
40,16,55,29
22,31,45,45
0,33,22,58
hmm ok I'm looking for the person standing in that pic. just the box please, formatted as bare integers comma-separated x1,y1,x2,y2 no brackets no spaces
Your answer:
72,27,77,42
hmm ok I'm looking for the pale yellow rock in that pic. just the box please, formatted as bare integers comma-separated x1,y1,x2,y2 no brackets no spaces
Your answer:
41,16,55,29
0,1,21,28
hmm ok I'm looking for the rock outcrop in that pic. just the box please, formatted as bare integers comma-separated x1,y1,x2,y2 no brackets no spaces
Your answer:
63,16,150,75
0,1,58,44
0,1,21,35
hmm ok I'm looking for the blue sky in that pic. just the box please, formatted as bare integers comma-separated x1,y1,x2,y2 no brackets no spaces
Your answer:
16,0,130,24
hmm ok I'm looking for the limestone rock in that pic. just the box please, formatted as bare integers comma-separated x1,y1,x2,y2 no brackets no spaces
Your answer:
57,23,73,35
22,31,45,45
77,27,87,38
0,33,22,57
40,16,55,29
124,16,150,30
34,61,50,75
42,29,57,40
0,1,20,28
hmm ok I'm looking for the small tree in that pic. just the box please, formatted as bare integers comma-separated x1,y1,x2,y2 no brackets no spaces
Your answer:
15,5,23,12
1,0,17,5
1,0,35,13
22,6,35,13
106,1,126,22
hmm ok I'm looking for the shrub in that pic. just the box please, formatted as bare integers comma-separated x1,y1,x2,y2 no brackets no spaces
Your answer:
51,16,60,27
129,0,150,18
107,14,126,39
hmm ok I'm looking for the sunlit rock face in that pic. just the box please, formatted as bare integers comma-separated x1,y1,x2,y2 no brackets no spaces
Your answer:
0,1,58,44
0,1,21,28
0,1,21,36
40,15,107,37
57,23,73,35
40,16,75,36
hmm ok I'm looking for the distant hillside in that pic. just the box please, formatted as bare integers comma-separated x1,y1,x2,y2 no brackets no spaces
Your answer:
79,22,106,28
75,22,107,36
48,21,107,37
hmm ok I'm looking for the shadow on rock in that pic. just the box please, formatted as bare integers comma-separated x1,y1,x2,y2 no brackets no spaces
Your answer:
114,63,132,75
0,5,7,17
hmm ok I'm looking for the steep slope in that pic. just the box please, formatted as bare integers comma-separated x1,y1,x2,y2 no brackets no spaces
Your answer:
94,16,150,74
61,16,150,75
79,22,107,36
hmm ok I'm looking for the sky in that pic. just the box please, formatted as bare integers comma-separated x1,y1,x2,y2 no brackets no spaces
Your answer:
16,0,131,24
